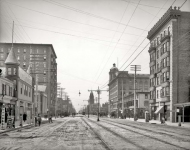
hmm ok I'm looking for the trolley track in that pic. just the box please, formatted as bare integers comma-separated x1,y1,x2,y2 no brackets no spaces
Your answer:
91,118,190,150
101,118,190,139
82,117,113,150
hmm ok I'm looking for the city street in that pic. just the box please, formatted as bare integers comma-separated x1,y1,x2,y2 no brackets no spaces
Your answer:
0,116,190,150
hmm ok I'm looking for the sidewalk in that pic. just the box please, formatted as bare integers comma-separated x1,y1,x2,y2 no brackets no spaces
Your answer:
125,118,190,128
0,117,49,134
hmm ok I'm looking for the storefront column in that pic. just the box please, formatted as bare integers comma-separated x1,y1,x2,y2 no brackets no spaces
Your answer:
15,100,20,121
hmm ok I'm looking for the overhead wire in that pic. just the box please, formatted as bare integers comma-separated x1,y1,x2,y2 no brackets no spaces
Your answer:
1,6,26,42
100,0,176,89
5,3,33,43
93,0,142,86
119,0,171,70
2,22,146,47
100,31,190,89
3,0,149,34
92,0,130,86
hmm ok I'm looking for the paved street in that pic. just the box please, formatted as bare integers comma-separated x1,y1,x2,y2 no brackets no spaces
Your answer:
0,116,190,150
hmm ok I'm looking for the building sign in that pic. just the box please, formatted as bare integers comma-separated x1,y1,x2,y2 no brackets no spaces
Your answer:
1,106,5,129
19,67,32,85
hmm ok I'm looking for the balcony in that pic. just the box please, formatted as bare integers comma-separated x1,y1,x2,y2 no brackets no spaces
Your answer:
149,86,156,91
148,46,156,53
149,99,156,104
161,81,170,87
160,33,170,43
160,95,170,102
162,66,170,73
161,51,170,59
149,60,156,67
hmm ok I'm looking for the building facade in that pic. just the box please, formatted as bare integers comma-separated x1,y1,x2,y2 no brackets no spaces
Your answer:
147,7,190,122
0,47,34,125
108,64,149,118
0,43,57,117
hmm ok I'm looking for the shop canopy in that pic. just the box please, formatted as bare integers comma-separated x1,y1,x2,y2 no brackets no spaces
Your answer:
154,106,164,114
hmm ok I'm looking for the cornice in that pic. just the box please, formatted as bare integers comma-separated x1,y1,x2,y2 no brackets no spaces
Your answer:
147,6,181,40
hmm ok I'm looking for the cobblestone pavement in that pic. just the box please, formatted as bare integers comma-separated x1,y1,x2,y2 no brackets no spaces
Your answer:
0,117,106,150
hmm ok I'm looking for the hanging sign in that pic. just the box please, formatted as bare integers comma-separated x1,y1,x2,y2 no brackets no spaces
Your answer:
1,106,5,129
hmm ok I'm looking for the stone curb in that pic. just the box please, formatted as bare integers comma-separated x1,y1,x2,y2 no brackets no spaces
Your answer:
0,120,49,134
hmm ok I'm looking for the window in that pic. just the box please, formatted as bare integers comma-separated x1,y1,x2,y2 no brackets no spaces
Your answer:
145,94,148,99
166,86,170,95
30,49,32,54
157,77,159,85
44,56,46,60
37,49,38,53
8,68,11,75
162,87,165,96
24,48,26,53
164,30,166,36
163,72,166,82
168,26,170,35
157,63,159,72
166,72,170,81
157,50,159,59
18,49,20,53
0,54,4,59
163,43,166,53
2,84,4,94
157,90,159,98
4,84,6,95
163,58,166,68
166,42,170,51
0,48,3,52
23,55,26,60
44,49,46,53
0,61,3,66
13,68,16,75
17,56,20,60
166,57,170,66
43,63,46,68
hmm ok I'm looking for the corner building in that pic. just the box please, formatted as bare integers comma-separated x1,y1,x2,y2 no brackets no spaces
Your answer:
147,7,190,122
0,43,57,116
108,64,149,118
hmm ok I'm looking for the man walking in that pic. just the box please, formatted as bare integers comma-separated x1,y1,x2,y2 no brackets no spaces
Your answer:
38,114,42,126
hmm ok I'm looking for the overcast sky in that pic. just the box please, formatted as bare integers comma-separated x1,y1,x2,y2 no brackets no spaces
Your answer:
0,0,190,112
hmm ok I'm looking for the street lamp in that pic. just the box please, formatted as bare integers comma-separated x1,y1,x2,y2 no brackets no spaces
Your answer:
79,91,81,96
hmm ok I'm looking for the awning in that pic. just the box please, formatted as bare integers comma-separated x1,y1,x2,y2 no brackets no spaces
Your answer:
154,106,164,114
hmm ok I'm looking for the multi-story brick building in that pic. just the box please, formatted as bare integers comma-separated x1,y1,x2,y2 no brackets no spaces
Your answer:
147,6,190,122
0,43,57,117
108,63,149,118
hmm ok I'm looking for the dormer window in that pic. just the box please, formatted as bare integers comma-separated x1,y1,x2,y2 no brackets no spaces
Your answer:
8,68,11,75
14,68,17,75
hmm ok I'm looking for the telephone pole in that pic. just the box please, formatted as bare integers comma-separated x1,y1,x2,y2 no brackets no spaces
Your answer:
130,65,141,121
88,87,108,121
83,99,89,118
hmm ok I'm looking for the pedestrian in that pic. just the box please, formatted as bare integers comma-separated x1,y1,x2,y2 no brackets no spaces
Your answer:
38,114,42,126
35,115,38,126
49,115,53,123
23,112,27,122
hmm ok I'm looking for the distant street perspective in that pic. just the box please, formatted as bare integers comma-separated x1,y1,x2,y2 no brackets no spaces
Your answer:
0,115,190,150
0,0,190,150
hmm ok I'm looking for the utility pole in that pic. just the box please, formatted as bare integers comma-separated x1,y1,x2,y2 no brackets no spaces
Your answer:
88,87,108,121
121,79,124,119
130,65,141,121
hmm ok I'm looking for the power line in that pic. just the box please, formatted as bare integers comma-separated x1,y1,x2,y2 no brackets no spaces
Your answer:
3,1,148,33
94,0,142,85
5,3,33,43
2,22,145,47
92,0,130,86
180,0,187,8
